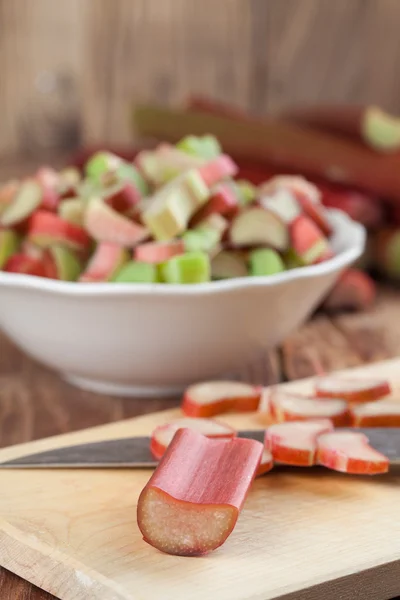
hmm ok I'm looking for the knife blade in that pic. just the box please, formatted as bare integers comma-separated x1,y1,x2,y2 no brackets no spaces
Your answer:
0,428,398,469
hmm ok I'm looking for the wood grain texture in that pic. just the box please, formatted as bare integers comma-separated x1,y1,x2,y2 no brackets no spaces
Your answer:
0,360,399,600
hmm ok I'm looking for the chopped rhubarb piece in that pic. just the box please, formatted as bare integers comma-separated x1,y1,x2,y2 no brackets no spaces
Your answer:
322,269,376,312
150,418,236,460
236,180,257,206
138,428,262,556
317,431,389,475
315,377,391,403
103,181,141,214
177,134,221,159
249,248,285,277
4,253,50,278
35,167,60,211
0,180,18,216
160,251,210,284
259,175,321,205
258,188,302,225
265,420,333,466
198,154,238,187
59,198,85,226
230,207,289,251
290,215,330,265
1,180,42,227
351,401,400,427
85,197,149,247
257,389,272,424
57,167,81,198
297,195,332,237
142,170,209,240
270,389,349,426
134,240,185,264
182,381,261,418
49,246,82,281
182,214,228,253
85,151,122,183
28,210,91,252
0,230,20,269
256,449,274,477
211,250,248,279
112,261,158,283
79,242,128,282
135,144,204,186
191,182,239,224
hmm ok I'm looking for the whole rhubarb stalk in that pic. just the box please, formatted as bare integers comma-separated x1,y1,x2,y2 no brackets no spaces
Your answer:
137,428,263,556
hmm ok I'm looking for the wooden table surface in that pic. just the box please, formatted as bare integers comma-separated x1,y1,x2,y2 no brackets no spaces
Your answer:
1,286,399,599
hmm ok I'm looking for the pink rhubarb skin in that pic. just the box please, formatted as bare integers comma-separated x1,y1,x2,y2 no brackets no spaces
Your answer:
317,431,389,475
137,428,263,557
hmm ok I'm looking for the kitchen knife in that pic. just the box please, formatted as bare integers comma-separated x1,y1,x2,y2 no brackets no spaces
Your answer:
0,428,398,468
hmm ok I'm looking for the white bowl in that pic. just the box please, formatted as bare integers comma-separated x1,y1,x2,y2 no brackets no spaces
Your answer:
0,210,365,397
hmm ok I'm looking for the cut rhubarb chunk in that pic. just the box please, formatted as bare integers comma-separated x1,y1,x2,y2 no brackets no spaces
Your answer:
198,154,238,187
182,381,261,417
322,269,376,312
35,167,60,211
112,261,158,283
150,417,236,460
4,253,51,278
135,145,204,186
290,215,330,265
315,377,391,403
103,181,141,214
134,240,185,264
0,180,18,216
177,134,221,159
0,230,20,269
1,180,42,227
142,170,209,240
211,250,248,279
57,167,81,198
79,242,128,282
362,106,400,153
49,246,82,281
230,207,289,251
256,448,274,476
160,252,210,284
258,175,321,205
265,420,333,466
85,151,122,183
317,431,389,474
85,197,149,247
28,210,91,252
270,389,349,426
297,195,332,237
258,188,302,225
182,214,228,253
351,401,400,427
191,182,239,224
249,248,285,277
58,198,85,226
138,428,262,556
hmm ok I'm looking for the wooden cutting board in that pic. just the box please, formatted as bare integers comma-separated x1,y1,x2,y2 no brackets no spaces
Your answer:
0,359,399,600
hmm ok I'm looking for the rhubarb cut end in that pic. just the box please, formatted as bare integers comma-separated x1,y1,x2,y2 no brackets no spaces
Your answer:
138,487,237,556
362,106,400,153
317,431,389,475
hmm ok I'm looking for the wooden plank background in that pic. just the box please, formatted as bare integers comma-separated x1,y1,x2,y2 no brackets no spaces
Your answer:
1,0,400,163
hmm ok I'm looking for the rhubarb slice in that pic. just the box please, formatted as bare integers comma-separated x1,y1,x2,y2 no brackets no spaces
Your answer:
103,181,141,214
191,181,239,224
351,401,400,427
290,215,330,265
258,188,302,225
0,230,20,269
85,197,149,247
315,377,391,403
50,246,82,281
249,248,285,277
79,242,128,282
182,381,261,417
270,389,349,426
4,253,52,278
134,240,185,264
256,449,274,476
138,428,262,556
230,207,289,251
177,134,221,159
198,155,238,187
160,251,210,284
259,175,321,205
59,198,85,226
182,214,228,253
265,420,333,466
28,210,91,252
57,167,81,198
322,269,376,312
1,180,42,227
317,431,389,474
135,145,204,186
112,261,158,283
211,250,248,279
35,167,60,211
85,151,122,183
150,417,236,460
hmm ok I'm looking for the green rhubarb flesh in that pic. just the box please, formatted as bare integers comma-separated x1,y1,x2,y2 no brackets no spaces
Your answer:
116,162,149,196
249,248,285,277
177,135,221,159
362,106,400,153
211,251,248,279
112,261,158,283
85,152,122,182
161,251,211,284
236,180,257,206
59,198,85,226
1,180,42,227
283,248,304,269
51,246,82,281
0,230,20,268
